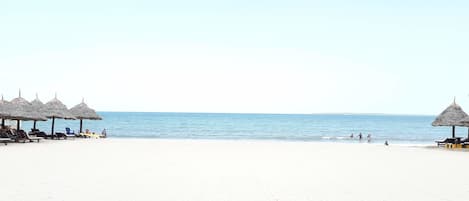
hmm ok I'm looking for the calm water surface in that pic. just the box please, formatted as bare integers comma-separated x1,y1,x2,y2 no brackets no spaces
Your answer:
17,112,462,145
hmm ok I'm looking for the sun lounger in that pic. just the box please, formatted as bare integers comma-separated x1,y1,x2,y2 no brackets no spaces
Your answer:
0,137,11,145
63,132,76,139
6,129,27,143
55,132,75,140
66,127,75,135
435,138,457,146
64,127,76,140
50,128,76,140
18,130,43,142
80,132,103,139
30,128,52,139
460,138,469,144
0,130,12,143
54,132,66,140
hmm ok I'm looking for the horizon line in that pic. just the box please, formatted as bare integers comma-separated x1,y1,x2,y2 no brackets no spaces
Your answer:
93,111,436,116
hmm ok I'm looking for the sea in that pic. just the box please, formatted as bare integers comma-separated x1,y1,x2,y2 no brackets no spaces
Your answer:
15,112,464,145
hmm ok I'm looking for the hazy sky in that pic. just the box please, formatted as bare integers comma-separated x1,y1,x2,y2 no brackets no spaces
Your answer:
1,0,468,114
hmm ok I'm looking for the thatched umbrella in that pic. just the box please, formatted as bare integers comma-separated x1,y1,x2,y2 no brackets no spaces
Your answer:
9,91,47,131
432,99,468,138
44,94,75,137
0,95,13,128
70,99,102,133
458,116,469,139
30,94,48,130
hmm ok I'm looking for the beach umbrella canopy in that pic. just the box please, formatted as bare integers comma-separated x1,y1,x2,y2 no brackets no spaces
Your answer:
432,99,468,138
0,95,13,128
0,95,12,118
9,94,47,121
458,116,469,138
30,94,48,130
70,99,102,133
44,95,76,137
459,116,469,126
44,96,75,119
9,91,47,131
70,99,102,120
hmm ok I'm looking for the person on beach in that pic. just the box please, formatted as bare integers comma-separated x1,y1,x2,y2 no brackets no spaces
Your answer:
358,133,362,140
367,134,371,143
384,140,389,146
101,129,107,138
350,133,354,139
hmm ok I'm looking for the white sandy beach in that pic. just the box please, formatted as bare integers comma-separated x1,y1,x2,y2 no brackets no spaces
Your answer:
1,139,468,201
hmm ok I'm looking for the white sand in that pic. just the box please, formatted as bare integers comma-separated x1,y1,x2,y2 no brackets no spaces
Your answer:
1,139,468,201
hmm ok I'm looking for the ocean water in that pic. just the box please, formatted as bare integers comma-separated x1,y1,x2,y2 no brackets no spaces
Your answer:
16,112,465,144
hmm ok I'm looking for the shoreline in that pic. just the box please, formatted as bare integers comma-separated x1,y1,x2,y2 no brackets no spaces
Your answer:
0,137,449,151
101,136,441,147
1,136,442,148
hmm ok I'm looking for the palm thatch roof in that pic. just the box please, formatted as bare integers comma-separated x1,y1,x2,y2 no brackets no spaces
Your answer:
432,100,468,127
70,99,102,120
44,96,76,119
30,94,47,117
458,116,469,127
10,94,47,121
0,95,12,118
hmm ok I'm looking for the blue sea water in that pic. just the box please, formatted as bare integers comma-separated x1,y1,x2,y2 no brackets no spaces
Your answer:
18,112,464,144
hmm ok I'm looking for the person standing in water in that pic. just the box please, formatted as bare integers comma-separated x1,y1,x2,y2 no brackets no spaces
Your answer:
350,133,354,139
358,133,363,140
367,134,371,143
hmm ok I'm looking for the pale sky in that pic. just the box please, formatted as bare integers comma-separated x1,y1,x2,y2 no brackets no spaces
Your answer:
1,0,469,114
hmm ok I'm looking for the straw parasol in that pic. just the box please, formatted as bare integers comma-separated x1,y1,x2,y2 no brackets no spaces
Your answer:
432,99,468,138
9,91,47,131
44,94,75,137
458,116,469,139
0,95,13,128
70,98,102,133
30,93,48,130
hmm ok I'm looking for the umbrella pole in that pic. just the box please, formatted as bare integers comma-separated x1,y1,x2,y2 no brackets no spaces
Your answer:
51,117,55,139
79,119,83,134
1,119,4,129
452,126,455,138
17,120,20,131
33,120,37,130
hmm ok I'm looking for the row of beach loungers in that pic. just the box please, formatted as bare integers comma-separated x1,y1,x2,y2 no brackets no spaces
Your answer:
435,137,469,148
0,128,106,145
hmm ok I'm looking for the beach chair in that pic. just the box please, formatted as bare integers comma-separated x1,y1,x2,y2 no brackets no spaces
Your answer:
66,127,75,135
0,138,10,145
53,132,65,140
459,138,469,148
64,127,76,140
435,138,456,146
81,131,102,139
54,132,74,140
63,132,76,139
0,131,12,145
29,128,52,139
18,130,43,142
56,128,76,140
7,129,27,143
460,137,469,143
